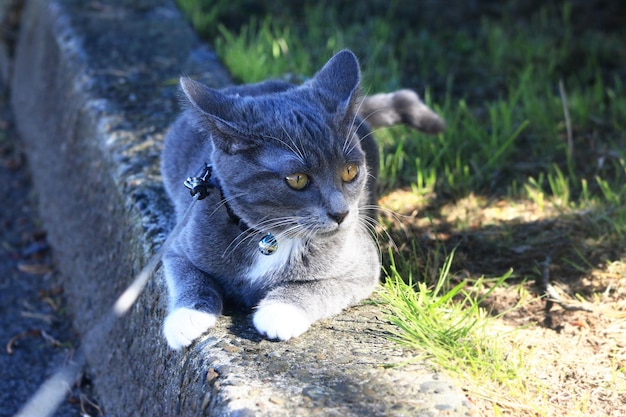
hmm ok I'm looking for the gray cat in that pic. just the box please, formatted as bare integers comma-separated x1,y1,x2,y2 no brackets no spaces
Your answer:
160,50,444,349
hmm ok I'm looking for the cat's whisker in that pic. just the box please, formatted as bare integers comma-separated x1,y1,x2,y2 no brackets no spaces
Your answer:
357,106,389,128
222,227,261,258
255,217,300,233
261,127,306,165
356,209,399,264
365,170,377,182
343,101,388,153
358,208,385,232
356,220,384,265
361,204,411,228
279,124,308,164
264,217,299,232
345,125,389,156
361,204,413,222
274,216,321,242
212,192,264,256
360,204,412,244
342,86,374,154
360,214,388,242
343,112,392,158
282,215,328,241
343,105,364,155
211,192,260,256
209,191,248,219
295,221,318,245
253,216,307,238
274,223,306,242
222,216,301,258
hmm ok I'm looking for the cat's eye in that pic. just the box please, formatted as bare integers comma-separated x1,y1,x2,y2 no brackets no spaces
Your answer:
285,173,310,190
341,164,359,183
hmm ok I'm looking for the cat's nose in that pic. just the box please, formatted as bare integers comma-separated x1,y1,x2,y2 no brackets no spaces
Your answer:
329,210,349,225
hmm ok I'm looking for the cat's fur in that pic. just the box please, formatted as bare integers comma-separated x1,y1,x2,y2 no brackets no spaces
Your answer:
160,50,444,349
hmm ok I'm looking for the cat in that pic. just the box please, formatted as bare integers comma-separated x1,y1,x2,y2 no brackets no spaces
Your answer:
160,49,444,349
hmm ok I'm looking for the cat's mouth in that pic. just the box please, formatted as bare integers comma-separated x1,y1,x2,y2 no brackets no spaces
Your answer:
311,223,346,238
268,226,341,239
310,215,356,238
316,228,339,237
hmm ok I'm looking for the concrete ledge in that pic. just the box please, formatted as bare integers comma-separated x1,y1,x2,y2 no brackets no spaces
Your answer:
9,0,476,415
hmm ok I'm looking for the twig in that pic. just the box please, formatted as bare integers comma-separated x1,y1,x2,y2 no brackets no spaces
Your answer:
540,257,554,326
79,391,103,417
40,330,64,348
547,287,593,312
540,256,593,327
6,329,66,354
20,311,56,324
559,79,574,161
7,329,41,354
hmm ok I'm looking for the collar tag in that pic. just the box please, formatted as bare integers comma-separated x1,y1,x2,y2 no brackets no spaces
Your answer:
258,233,278,256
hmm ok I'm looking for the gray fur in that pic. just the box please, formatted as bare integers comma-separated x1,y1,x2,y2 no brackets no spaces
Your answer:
160,50,443,349
357,89,445,134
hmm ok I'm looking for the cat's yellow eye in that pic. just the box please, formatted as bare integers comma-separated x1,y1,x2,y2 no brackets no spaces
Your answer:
285,173,310,190
341,164,359,183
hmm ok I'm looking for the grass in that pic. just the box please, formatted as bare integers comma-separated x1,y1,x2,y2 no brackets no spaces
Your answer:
177,0,626,414
177,0,626,197
381,250,542,412
382,248,517,373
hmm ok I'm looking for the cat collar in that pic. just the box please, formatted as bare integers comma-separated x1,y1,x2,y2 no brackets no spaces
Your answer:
184,163,278,256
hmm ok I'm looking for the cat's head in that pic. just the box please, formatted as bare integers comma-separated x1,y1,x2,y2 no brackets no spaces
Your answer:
180,50,369,240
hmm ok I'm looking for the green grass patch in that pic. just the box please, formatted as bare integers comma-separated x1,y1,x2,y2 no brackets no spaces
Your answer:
176,1,626,414
382,250,514,362
381,250,538,409
177,0,626,202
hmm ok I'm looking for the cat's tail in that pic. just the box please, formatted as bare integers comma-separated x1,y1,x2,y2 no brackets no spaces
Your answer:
357,89,445,135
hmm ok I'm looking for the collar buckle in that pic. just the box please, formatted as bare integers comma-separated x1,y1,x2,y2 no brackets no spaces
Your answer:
184,163,214,200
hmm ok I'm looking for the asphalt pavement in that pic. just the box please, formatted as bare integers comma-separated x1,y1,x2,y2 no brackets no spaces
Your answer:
0,91,97,417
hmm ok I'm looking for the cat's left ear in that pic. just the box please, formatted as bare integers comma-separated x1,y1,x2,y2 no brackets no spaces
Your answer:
310,49,361,115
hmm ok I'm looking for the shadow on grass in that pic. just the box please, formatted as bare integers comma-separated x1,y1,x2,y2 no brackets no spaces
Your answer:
381,192,625,306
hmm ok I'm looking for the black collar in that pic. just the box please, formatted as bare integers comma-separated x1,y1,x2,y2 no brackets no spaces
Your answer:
184,163,250,231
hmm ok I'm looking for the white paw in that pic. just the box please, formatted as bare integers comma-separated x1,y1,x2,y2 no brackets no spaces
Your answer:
253,302,311,341
163,307,218,350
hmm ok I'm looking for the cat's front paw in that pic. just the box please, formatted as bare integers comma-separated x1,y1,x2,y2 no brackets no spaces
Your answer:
253,302,311,341
163,307,218,350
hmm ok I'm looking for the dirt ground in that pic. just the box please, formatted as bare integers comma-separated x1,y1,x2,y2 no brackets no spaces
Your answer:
381,189,626,416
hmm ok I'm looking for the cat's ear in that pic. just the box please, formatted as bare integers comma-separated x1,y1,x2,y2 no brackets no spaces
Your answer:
180,76,231,118
310,49,361,114
179,77,255,153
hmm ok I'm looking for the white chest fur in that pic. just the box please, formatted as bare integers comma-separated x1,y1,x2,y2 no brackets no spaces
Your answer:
245,237,305,284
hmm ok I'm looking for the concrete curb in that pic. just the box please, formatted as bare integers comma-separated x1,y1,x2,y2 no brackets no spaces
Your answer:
9,0,477,415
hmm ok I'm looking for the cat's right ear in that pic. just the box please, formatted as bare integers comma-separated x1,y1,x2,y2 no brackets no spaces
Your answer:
179,77,254,153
